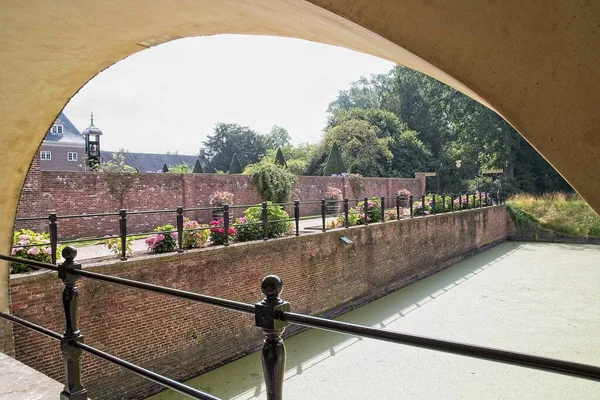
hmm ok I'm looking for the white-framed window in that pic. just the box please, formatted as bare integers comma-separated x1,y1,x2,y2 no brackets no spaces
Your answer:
40,151,51,160
50,124,63,135
67,152,78,161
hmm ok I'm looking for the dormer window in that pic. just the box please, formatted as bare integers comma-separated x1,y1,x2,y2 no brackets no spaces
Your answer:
50,124,63,135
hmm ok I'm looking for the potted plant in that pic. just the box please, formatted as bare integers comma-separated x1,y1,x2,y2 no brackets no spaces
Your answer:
209,191,234,220
324,187,343,215
396,189,411,208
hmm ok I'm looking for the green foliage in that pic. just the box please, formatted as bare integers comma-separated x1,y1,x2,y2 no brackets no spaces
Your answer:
182,219,209,248
162,164,169,173
245,160,296,203
264,125,291,149
274,148,287,168
348,173,364,198
193,158,204,173
354,198,383,224
507,193,600,237
209,219,237,246
235,204,292,242
323,143,346,176
169,163,192,174
97,152,137,173
145,224,177,253
104,235,133,258
229,153,243,174
11,229,58,273
203,123,266,173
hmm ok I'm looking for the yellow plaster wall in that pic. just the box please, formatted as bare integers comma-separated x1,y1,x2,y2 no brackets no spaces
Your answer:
0,0,598,313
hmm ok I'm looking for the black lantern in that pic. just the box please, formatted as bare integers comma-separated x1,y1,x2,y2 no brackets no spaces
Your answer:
82,112,103,171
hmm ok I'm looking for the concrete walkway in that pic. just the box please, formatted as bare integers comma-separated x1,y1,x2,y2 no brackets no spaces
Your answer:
149,242,600,400
0,352,63,400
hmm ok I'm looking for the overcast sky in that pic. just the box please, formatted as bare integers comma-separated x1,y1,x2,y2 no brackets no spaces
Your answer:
64,35,394,155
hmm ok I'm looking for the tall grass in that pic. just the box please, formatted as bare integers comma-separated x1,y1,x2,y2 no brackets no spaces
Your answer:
507,193,600,237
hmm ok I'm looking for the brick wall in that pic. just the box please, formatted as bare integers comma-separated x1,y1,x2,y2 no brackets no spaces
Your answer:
15,166,425,238
8,206,507,399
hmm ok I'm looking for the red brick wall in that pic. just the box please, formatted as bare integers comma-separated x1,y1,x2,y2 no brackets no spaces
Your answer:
8,206,507,399
16,170,425,239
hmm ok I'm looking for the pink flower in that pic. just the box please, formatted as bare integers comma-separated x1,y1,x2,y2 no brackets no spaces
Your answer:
172,232,178,239
11,248,17,255
156,234,165,242
27,247,40,255
18,234,30,240
104,235,111,239
45,248,52,254
17,240,28,246
229,228,237,235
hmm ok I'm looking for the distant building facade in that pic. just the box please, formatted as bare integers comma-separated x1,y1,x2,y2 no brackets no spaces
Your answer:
39,113,85,172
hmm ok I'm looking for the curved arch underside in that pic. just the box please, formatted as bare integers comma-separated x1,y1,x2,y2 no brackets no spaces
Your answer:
0,0,599,307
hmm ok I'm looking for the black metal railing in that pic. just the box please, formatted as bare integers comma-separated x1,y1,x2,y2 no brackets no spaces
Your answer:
12,192,504,264
0,244,597,399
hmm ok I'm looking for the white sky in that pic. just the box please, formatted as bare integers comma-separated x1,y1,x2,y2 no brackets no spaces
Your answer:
64,35,394,155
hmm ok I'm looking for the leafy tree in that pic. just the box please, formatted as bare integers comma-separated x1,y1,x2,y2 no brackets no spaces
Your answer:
203,123,266,173
274,148,287,168
264,125,291,149
169,163,192,174
323,143,346,176
244,160,296,203
192,158,204,173
229,153,243,174
162,164,169,173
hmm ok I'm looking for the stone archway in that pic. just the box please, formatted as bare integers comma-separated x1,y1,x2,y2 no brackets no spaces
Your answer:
1,0,599,334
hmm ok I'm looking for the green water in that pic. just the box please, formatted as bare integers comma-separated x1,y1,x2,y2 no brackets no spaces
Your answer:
147,243,522,400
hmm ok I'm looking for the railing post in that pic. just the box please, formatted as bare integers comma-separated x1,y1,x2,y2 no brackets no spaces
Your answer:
396,195,400,220
363,197,369,225
49,212,58,265
442,193,446,213
465,193,469,209
450,194,454,212
176,207,184,253
343,198,349,228
223,205,230,247
294,201,300,237
262,202,268,241
479,192,482,208
118,209,127,261
472,192,476,208
321,199,326,232
409,195,413,218
380,196,385,222
421,195,426,216
58,247,87,400
255,275,290,400
432,195,436,215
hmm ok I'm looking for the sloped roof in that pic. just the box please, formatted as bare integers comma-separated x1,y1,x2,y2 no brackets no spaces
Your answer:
43,112,85,145
101,151,199,173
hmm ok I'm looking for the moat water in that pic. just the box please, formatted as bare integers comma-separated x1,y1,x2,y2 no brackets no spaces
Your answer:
148,242,600,400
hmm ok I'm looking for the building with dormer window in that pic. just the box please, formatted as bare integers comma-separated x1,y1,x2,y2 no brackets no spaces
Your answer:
38,113,86,171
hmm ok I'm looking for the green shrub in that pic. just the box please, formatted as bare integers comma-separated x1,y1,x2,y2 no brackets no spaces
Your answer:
182,219,209,248
235,203,292,242
11,229,58,273
145,224,177,253
246,161,296,203
104,235,133,258
323,142,346,176
353,198,383,223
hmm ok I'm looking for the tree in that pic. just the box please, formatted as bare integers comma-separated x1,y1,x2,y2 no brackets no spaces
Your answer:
274,148,287,168
162,164,169,173
244,160,296,203
264,125,291,149
192,158,203,173
229,153,243,174
323,143,346,176
169,163,192,174
203,123,266,173
96,152,138,208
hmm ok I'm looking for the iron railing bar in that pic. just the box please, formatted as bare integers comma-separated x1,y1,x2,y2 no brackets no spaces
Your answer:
75,342,221,400
56,212,120,219
182,207,214,212
0,312,63,340
278,311,600,382
72,269,256,314
0,254,59,271
0,313,219,400
127,209,175,215
15,216,48,221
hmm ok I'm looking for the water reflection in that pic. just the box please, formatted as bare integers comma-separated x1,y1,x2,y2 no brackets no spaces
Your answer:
148,243,522,400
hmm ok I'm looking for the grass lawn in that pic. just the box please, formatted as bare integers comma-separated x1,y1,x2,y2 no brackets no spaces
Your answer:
507,193,600,237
